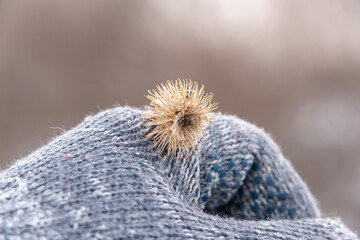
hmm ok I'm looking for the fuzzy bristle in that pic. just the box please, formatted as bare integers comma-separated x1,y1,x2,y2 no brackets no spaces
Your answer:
143,79,218,156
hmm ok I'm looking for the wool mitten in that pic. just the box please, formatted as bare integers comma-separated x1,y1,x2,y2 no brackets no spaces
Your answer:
0,106,357,239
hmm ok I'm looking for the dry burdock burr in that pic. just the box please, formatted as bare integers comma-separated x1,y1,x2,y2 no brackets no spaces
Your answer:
143,79,218,156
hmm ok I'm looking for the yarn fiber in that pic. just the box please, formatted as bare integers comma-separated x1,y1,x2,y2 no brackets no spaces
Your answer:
0,106,357,239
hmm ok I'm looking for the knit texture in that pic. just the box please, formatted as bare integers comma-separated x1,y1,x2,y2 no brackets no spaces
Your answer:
0,106,357,239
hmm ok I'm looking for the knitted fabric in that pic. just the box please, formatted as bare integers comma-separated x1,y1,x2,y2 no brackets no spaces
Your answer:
0,106,357,239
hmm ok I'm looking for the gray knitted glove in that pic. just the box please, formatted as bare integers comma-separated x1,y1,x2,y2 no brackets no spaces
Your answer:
0,106,357,239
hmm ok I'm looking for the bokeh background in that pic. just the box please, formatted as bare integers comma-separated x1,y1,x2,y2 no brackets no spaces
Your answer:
0,0,359,232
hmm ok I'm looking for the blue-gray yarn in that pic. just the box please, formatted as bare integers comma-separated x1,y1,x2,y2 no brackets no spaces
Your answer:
0,106,357,239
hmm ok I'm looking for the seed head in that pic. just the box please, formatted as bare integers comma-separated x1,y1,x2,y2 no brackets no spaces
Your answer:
143,79,218,156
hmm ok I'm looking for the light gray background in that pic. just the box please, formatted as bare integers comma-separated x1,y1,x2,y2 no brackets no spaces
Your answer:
0,0,359,233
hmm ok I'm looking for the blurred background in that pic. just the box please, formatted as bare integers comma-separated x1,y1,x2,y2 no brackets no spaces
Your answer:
0,0,359,232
